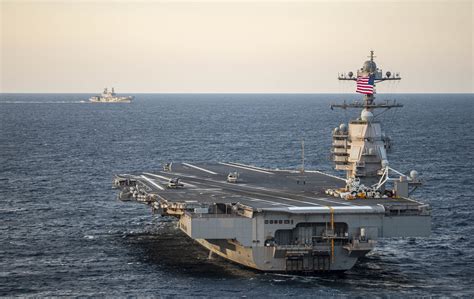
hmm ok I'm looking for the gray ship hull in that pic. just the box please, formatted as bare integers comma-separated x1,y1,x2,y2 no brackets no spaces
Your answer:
114,162,430,272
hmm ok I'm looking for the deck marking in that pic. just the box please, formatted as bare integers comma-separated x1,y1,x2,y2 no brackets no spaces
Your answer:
143,172,199,188
182,163,218,175
193,188,222,192
140,175,164,190
191,168,351,206
219,162,274,175
245,196,295,207
227,162,273,172
167,174,326,207
190,176,318,206
148,170,351,208
143,172,171,181
267,195,321,206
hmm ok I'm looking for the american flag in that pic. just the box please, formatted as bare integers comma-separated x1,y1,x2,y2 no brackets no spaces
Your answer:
356,75,375,94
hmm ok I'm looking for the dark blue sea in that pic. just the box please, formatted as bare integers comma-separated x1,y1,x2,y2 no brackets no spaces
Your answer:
1,93,473,297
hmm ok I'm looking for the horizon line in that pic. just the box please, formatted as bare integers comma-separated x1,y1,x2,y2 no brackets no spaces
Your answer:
1,92,472,95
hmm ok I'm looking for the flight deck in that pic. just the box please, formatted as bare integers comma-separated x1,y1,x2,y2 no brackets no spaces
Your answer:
116,162,427,214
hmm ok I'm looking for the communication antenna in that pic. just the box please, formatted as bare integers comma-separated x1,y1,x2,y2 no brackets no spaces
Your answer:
334,50,403,110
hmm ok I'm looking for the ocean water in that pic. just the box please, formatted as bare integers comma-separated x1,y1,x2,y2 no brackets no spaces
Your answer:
0,93,473,297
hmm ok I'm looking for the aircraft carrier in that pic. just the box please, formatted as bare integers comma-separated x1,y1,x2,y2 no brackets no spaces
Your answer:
113,52,431,272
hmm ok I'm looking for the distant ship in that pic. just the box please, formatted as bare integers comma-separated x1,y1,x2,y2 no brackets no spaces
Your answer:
89,88,133,103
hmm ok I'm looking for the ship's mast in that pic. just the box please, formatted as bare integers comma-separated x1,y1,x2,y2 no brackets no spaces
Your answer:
331,51,403,188
365,51,376,107
334,50,402,110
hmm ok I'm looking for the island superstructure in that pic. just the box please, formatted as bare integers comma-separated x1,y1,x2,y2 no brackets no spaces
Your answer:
112,52,430,272
89,87,133,103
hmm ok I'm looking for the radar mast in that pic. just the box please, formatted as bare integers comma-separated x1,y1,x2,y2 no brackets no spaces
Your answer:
330,51,420,198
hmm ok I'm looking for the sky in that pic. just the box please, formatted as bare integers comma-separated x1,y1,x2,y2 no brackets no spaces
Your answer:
1,0,473,93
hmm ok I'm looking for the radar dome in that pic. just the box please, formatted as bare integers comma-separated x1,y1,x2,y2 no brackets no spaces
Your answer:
362,60,377,73
361,109,374,121
410,170,419,179
339,123,347,132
